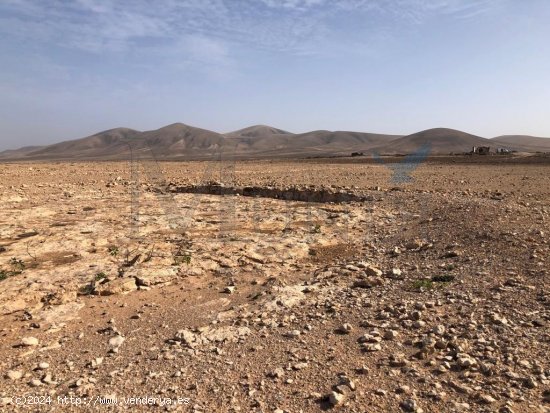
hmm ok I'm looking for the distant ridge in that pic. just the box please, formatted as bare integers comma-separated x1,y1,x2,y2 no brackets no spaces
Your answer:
492,135,550,152
226,125,292,139
371,128,494,154
0,124,547,161
26,128,140,159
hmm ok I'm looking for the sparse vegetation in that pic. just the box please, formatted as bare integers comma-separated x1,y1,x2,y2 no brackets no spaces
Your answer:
9,257,25,274
173,253,192,265
144,245,155,262
95,272,107,282
108,246,119,257
0,258,26,282
411,279,434,290
431,274,455,283
312,224,322,234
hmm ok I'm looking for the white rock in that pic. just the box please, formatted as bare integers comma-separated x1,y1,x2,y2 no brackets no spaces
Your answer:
365,265,383,277
6,370,23,380
329,391,345,406
38,362,49,370
21,337,39,346
108,335,125,348
384,330,399,340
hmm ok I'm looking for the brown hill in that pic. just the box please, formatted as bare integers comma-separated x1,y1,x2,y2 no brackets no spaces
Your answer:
0,145,45,159
226,125,292,139
492,135,550,152
0,124,227,160
371,128,493,155
1,124,546,161
17,128,140,160
231,130,402,157
138,123,225,157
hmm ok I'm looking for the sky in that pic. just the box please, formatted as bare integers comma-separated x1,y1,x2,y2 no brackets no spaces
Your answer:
1,0,549,150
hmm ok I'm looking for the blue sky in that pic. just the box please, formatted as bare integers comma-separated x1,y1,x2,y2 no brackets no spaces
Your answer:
1,0,549,150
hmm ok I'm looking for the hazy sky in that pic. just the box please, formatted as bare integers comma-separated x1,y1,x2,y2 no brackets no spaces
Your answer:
1,0,549,150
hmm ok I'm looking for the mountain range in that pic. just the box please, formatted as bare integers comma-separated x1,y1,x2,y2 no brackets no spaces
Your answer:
1,123,549,160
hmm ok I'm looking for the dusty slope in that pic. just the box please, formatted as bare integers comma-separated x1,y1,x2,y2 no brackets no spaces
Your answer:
0,124,226,160
492,135,550,152
232,130,402,157
225,125,293,138
138,123,226,156
371,128,494,155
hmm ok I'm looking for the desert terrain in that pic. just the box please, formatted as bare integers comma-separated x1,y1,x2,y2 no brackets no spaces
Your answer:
0,155,549,412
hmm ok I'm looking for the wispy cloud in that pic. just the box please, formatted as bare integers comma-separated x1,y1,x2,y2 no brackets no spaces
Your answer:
0,0,502,57
0,0,505,88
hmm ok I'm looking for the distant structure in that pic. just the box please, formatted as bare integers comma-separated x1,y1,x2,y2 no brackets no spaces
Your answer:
496,147,512,154
471,146,490,155
351,151,364,157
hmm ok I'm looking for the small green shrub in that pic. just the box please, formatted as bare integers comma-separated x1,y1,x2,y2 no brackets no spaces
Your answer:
431,274,455,283
173,253,192,265
412,279,434,290
95,272,107,282
108,246,119,257
9,257,25,274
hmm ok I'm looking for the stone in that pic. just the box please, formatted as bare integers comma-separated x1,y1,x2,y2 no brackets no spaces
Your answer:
6,370,23,380
406,239,423,250
29,379,42,387
400,399,423,412
269,368,285,379
478,394,497,404
396,385,411,394
89,357,104,369
353,278,384,288
328,391,345,406
452,402,471,411
202,326,251,343
358,334,381,343
362,343,382,352
338,375,356,391
384,330,398,340
96,278,137,296
457,357,477,369
21,337,39,346
292,362,308,370
524,377,538,389
175,329,196,346
223,286,236,294
42,374,56,385
108,335,125,348
365,265,383,277
37,362,49,370
337,323,353,334
432,325,446,335
285,330,301,338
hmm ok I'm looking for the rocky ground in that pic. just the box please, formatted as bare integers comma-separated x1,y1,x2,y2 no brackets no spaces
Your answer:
0,155,549,412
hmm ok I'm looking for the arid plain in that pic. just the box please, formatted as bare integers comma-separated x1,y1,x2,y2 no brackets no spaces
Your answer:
1,155,549,412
